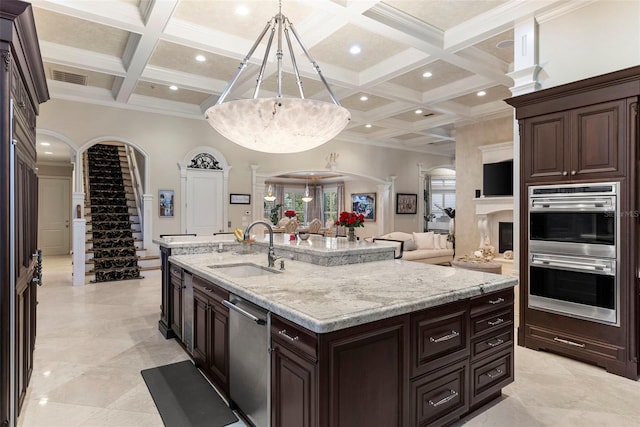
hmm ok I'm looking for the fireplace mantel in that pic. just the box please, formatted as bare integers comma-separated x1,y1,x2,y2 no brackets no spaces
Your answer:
473,196,514,215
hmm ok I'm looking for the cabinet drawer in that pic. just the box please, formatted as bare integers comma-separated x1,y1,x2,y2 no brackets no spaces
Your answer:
193,275,228,305
471,327,513,360
527,325,623,362
271,315,318,361
471,308,513,337
410,360,468,427
470,289,513,317
412,302,468,376
470,349,514,406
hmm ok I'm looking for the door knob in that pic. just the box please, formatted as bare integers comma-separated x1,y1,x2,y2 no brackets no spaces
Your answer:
562,171,568,176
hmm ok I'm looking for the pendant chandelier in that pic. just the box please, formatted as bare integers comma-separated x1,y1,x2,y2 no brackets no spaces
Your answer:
302,182,312,203
205,1,350,153
264,184,276,202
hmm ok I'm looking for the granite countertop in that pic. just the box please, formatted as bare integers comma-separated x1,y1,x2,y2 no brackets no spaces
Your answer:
155,234,397,266
169,251,517,334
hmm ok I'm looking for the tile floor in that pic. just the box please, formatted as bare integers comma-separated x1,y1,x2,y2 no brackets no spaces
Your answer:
17,256,640,427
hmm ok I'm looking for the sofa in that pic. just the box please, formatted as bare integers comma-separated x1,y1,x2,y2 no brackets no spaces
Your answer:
372,231,454,265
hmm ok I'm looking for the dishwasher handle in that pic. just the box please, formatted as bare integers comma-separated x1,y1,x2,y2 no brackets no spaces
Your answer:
223,300,266,325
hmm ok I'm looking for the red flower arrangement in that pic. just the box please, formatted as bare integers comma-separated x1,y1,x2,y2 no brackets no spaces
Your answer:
335,211,365,228
284,209,297,218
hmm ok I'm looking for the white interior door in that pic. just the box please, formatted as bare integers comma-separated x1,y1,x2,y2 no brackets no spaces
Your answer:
185,169,224,235
38,177,71,255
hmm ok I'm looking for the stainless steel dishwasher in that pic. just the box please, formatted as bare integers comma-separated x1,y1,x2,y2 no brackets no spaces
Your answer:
223,294,270,427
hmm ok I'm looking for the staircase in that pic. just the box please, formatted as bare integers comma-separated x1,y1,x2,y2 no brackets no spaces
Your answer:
84,143,159,282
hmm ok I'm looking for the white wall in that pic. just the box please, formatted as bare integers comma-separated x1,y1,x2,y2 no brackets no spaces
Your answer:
37,99,452,239
538,0,640,89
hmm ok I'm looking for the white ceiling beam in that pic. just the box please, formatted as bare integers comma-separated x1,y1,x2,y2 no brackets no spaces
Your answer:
114,0,179,103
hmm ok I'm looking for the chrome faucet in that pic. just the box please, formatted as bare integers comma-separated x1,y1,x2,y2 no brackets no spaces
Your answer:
244,220,277,268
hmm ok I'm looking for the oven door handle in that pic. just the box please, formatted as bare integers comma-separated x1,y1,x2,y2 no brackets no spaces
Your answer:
530,199,614,210
531,256,614,275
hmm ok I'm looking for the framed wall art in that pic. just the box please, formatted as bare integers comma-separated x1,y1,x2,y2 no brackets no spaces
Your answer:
230,193,251,204
351,193,376,220
159,189,174,217
396,193,417,214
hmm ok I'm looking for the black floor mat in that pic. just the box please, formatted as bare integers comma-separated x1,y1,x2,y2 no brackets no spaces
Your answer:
141,360,238,427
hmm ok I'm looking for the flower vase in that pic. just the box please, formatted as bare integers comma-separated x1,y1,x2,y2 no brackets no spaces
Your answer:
347,227,356,242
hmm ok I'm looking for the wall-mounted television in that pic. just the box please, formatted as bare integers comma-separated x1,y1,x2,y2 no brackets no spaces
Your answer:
483,159,513,197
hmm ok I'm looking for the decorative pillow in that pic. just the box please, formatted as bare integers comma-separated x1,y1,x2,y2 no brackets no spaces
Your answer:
403,239,417,251
413,232,435,249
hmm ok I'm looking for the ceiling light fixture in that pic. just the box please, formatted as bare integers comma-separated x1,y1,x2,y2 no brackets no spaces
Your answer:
44,151,53,155
195,55,206,62
169,85,178,91
422,71,432,78
205,0,350,153
360,95,368,101
365,124,372,128
302,181,313,203
349,45,361,55
40,142,50,146
264,184,276,202
477,90,486,96
415,109,423,114
235,5,249,16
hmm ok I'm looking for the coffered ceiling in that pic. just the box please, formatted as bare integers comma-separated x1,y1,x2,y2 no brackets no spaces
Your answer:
31,0,577,159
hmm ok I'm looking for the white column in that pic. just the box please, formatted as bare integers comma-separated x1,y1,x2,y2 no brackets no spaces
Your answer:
250,164,260,221
377,182,391,236
143,193,155,253
507,16,540,278
72,218,86,286
389,175,397,233
178,162,188,233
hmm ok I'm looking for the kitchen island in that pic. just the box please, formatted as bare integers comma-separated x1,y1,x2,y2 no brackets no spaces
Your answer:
162,239,517,427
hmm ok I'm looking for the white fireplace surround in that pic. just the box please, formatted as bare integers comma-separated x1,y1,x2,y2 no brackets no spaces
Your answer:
476,142,514,252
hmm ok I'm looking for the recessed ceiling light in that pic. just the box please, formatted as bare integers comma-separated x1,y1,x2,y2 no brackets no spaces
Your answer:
415,109,423,114
40,142,50,146
169,85,178,91
477,91,487,97
496,40,514,49
422,71,432,78
235,5,249,16
44,151,53,155
360,95,368,101
365,124,372,128
349,45,361,55
195,55,206,62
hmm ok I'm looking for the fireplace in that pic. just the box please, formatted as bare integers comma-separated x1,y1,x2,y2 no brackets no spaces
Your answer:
498,222,513,253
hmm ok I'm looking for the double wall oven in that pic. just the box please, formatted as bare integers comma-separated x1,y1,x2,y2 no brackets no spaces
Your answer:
528,182,619,326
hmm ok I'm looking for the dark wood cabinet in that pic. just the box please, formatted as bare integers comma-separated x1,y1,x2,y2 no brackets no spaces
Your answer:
192,275,230,397
270,288,514,427
1,2,49,424
169,264,184,340
507,66,640,380
522,99,627,183
158,246,177,338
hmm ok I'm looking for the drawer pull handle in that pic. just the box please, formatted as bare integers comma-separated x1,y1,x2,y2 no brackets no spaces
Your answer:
486,368,503,379
487,318,504,326
487,338,504,348
488,297,505,305
553,337,585,348
278,329,299,342
430,330,459,343
204,288,213,293
428,389,458,407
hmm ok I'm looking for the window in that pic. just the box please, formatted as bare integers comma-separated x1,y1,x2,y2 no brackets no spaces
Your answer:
323,186,338,225
430,177,456,221
283,187,305,217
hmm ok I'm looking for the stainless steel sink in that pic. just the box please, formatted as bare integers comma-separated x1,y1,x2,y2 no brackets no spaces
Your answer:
208,262,281,278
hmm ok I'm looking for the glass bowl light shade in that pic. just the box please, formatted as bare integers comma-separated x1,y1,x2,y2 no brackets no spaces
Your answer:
206,97,350,153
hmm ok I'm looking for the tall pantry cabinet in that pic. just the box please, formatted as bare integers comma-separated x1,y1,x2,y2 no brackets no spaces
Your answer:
1,1,49,425
506,66,640,379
